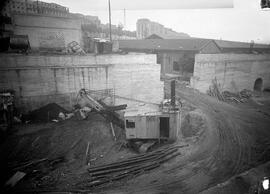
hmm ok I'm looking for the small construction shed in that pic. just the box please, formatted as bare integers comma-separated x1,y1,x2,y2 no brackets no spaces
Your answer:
124,110,180,140
93,38,112,54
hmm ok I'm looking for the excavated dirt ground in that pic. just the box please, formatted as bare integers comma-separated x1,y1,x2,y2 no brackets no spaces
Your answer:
1,83,270,194
0,113,136,193
104,84,270,194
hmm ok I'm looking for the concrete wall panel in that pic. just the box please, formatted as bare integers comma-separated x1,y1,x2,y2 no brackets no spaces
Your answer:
0,53,163,112
191,54,270,93
13,14,82,50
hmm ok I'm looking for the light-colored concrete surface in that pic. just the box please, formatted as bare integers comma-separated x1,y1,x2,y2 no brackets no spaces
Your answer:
13,14,82,50
191,53,270,93
0,53,163,112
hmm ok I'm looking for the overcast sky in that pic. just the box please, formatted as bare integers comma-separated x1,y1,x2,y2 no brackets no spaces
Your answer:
42,0,270,43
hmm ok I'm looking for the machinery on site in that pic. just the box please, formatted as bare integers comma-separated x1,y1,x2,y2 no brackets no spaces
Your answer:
76,88,126,128
0,90,15,130
124,80,181,141
77,80,180,152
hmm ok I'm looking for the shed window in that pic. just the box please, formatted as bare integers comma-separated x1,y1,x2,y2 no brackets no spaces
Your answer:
173,61,180,71
126,120,135,128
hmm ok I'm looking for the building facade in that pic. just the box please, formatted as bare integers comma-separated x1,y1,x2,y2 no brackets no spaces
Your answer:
70,13,101,26
2,0,69,17
118,39,220,80
119,38,270,92
136,18,189,39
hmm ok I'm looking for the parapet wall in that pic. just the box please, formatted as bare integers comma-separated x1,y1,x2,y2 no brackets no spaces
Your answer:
190,53,270,93
0,53,163,112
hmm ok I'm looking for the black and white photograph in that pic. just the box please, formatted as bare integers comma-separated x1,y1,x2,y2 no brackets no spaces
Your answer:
0,0,270,193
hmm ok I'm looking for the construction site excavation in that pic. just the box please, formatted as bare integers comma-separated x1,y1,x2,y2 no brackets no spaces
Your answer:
1,0,270,194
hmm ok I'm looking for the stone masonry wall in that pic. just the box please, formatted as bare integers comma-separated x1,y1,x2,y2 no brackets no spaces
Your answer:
190,54,270,93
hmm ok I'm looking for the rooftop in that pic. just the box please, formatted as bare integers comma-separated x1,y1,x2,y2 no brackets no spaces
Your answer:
119,38,270,53
119,38,211,52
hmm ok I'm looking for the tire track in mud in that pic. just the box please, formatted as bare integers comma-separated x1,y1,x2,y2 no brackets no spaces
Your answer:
165,87,263,192
116,86,270,194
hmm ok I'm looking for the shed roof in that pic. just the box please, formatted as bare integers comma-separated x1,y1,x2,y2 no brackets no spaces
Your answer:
214,39,270,49
145,32,190,40
119,38,211,52
119,38,270,53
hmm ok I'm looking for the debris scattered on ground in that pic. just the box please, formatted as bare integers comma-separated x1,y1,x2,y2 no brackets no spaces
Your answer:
138,141,157,153
207,79,252,103
67,41,86,55
74,106,92,120
85,142,90,165
58,112,66,120
110,122,116,141
5,171,26,187
222,89,252,103
0,112,130,191
76,144,187,188
11,158,48,171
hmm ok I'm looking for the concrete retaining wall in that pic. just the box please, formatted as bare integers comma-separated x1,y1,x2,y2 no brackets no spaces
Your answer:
190,54,270,93
13,14,82,50
0,53,163,112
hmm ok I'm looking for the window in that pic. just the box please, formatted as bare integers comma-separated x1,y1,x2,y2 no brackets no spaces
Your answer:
168,56,171,64
173,61,180,71
126,120,135,128
157,54,162,64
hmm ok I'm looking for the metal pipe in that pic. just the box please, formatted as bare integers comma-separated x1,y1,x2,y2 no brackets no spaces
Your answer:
171,80,176,106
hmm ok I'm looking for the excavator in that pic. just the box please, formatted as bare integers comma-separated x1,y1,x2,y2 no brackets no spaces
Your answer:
76,88,126,129
76,88,165,153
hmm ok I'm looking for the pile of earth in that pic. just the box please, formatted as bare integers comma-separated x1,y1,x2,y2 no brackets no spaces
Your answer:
0,112,133,191
21,103,69,123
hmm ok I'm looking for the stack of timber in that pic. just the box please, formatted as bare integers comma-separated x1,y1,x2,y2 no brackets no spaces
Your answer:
207,79,252,103
207,78,225,101
79,144,187,188
222,89,252,103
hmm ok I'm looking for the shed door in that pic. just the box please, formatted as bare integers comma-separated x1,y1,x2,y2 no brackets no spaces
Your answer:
146,116,159,138
160,117,170,138
125,118,136,139
136,117,147,138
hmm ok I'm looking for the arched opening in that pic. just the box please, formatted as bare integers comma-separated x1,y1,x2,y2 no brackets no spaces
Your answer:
254,78,263,91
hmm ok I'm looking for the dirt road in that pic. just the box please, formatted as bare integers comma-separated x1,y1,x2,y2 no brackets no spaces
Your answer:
109,85,270,194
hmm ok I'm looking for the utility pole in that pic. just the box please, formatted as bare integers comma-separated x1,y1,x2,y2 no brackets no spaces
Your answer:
108,0,112,42
124,8,126,30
